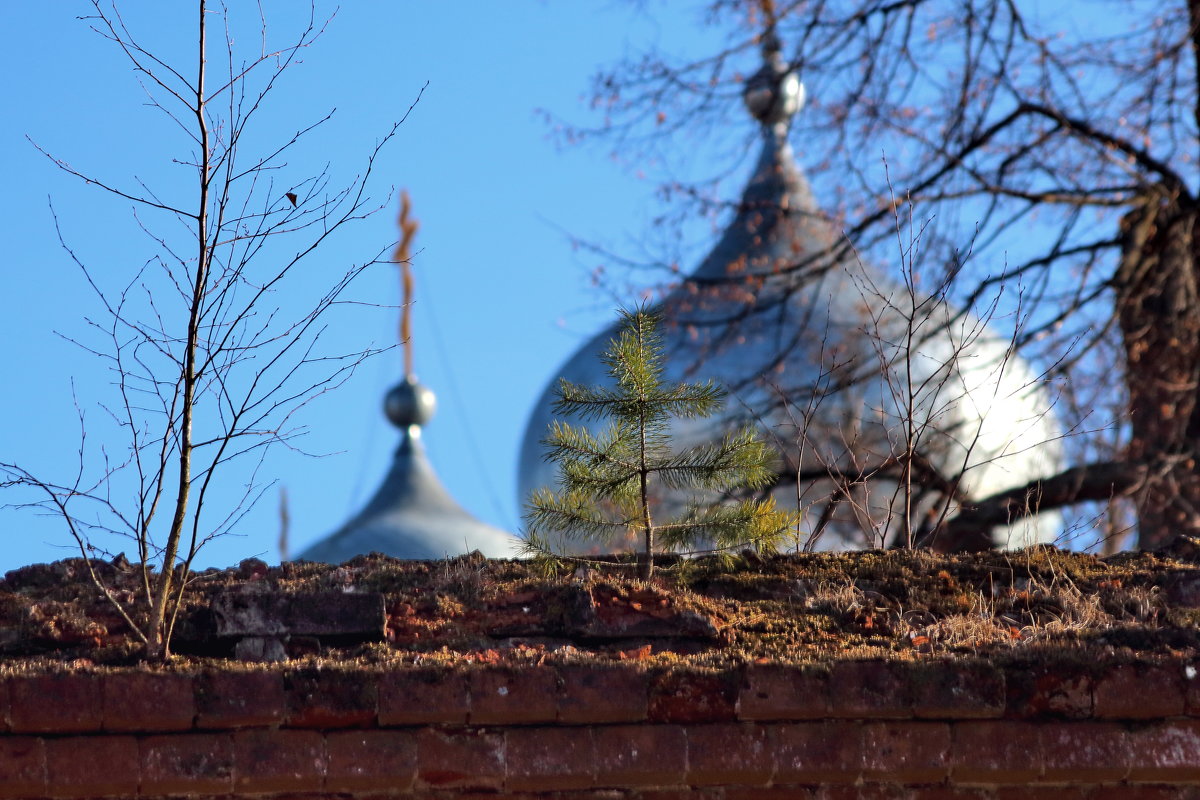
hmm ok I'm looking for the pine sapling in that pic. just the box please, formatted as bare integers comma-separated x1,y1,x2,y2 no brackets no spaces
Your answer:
523,306,794,578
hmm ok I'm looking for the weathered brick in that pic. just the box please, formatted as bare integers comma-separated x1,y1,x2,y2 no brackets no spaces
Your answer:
0,737,45,799
950,720,1041,783
558,664,649,723
233,728,326,793
827,661,911,719
767,721,862,784
993,788,1090,800
213,589,384,636
727,787,818,800
284,667,377,728
824,782,979,799
686,723,771,786
594,723,687,787
506,726,596,791
103,671,195,732
911,661,1005,719
1126,719,1200,781
649,669,738,723
9,672,102,733
1093,786,1200,800
379,667,469,725
1005,662,1093,719
325,729,417,792
195,668,284,728
637,790,725,800
830,786,960,800
417,728,504,790
861,721,951,782
1038,720,1129,782
469,666,557,725
739,664,830,720
1094,663,1185,719
45,734,139,798
141,732,234,795
859,787,991,800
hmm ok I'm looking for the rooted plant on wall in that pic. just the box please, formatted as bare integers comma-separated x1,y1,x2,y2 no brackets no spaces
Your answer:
523,306,794,578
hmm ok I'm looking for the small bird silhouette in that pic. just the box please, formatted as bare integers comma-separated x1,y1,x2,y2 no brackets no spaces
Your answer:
285,192,298,207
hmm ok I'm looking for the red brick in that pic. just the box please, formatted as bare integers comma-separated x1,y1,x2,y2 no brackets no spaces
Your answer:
141,732,234,795
0,737,45,798
233,728,325,793
1095,663,1185,719
1127,719,1200,781
379,667,469,725
559,665,649,723
103,671,195,732
767,721,862,783
195,668,284,728
859,788,990,800
649,670,738,723
827,662,911,719
1005,663,1093,719
993,789,1090,800
1038,721,1130,782
284,668,377,728
506,726,597,791
862,721,951,782
1091,787,1200,800
325,729,417,792
9,672,102,733
637,791,725,800
739,664,830,720
950,720,1041,783
911,661,1005,719
686,723,772,786
469,666,557,725
818,786,924,800
727,787,817,800
594,724,687,787
44,734,139,798
417,728,504,790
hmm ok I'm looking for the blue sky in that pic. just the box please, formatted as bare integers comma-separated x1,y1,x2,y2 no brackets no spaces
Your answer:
1,3,750,570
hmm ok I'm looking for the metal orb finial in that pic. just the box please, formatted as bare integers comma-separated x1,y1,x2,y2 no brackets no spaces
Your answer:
742,31,805,130
385,375,436,430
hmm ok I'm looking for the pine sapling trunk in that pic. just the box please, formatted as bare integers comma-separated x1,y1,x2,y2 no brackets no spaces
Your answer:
639,407,654,579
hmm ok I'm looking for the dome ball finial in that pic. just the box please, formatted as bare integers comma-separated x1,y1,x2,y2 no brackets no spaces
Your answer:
743,31,805,129
385,375,436,429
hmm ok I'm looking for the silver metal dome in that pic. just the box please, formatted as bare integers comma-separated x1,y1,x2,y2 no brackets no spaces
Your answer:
299,375,518,563
518,38,1062,550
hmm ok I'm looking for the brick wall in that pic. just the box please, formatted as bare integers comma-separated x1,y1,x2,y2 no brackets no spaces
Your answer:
1,658,1199,798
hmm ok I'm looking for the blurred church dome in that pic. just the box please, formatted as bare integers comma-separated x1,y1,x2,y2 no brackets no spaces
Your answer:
299,375,518,563
518,35,1062,551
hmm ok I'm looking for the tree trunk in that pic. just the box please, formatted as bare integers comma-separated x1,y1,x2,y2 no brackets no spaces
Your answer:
1116,188,1200,549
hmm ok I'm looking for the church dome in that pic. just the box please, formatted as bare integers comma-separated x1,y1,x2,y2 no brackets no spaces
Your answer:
518,35,1062,550
299,375,518,563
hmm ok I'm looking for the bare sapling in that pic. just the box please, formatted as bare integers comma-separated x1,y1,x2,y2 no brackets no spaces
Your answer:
1,0,417,659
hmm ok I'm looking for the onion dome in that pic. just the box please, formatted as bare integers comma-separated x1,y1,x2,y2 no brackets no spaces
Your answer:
518,35,1062,550
298,378,518,563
